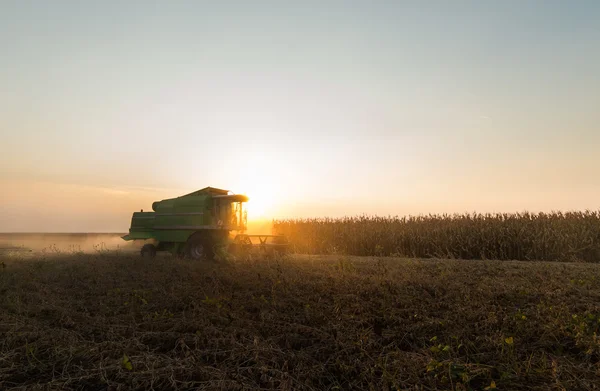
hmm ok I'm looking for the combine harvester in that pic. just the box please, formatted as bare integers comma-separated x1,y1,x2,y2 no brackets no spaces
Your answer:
122,187,288,259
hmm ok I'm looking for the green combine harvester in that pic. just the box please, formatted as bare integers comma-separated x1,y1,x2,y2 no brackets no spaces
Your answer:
122,187,288,259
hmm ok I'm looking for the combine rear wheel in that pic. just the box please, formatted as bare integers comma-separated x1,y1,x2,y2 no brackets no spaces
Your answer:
141,243,157,259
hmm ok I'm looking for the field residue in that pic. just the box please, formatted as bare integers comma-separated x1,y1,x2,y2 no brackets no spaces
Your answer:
0,253,598,390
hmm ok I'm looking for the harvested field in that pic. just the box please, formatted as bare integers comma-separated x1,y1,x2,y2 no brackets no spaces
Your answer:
0,252,599,390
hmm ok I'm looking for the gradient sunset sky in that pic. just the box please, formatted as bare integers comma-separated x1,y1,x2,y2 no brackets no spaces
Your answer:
1,1,599,232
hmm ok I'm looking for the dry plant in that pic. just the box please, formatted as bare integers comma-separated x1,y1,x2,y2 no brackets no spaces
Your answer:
274,211,600,262
0,251,599,390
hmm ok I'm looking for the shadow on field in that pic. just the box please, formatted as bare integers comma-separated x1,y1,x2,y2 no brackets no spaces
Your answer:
0,252,599,390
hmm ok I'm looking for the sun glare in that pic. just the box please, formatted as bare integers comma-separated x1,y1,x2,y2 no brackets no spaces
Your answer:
246,195,270,219
242,184,276,219
234,150,283,220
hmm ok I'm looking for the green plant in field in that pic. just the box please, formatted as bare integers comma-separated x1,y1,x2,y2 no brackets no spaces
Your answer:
502,336,516,365
132,290,148,305
515,309,527,321
567,312,600,355
121,354,133,371
429,344,451,354
429,336,451,355
426,359,442,373
426,359,470,386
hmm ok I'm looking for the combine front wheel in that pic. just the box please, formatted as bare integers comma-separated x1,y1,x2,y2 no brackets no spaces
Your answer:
184,233,211,260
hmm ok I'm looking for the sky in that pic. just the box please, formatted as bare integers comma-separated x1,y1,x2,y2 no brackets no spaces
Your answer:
1,0,599,232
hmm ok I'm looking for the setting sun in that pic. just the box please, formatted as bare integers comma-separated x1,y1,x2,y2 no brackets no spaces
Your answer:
239,183,277,220
232,150,284,220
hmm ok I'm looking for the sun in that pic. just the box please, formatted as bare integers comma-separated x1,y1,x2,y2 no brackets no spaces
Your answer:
246,193,271,219
233,149,284,220
242,184,276,219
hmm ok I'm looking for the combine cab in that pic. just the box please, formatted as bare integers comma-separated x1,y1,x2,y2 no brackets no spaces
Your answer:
122,187,287,259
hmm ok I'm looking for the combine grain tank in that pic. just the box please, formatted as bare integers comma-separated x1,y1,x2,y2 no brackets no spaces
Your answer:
122,187,287,259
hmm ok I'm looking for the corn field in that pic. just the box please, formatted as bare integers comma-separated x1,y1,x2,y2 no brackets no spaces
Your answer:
273,211,600,262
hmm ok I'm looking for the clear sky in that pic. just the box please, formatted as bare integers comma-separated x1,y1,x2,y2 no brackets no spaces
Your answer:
1,0,599,232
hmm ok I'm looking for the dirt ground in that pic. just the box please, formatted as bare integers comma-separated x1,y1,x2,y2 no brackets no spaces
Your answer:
0,252,599,390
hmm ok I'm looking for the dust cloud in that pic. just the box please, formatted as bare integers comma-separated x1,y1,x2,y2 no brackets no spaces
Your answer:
0,233,141,253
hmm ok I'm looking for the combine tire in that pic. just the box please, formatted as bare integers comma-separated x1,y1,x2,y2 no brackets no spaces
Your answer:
141,244,157,259
187,242,205,260
184,233,214,260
